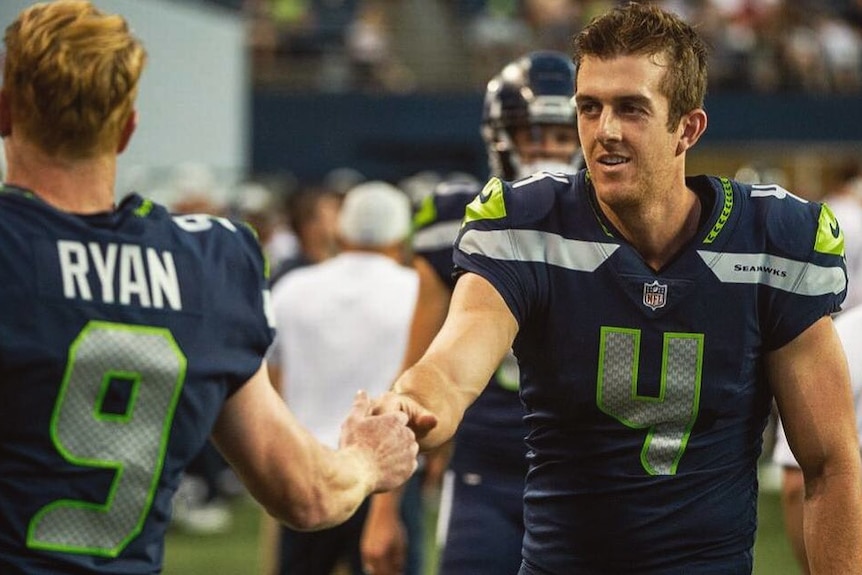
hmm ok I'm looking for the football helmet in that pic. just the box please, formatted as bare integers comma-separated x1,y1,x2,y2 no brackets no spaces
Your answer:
481,51,579,180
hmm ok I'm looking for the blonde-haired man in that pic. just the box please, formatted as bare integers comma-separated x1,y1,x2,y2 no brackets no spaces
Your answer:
0,2,419,573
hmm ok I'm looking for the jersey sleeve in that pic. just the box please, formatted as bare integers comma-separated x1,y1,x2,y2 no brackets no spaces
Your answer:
452,176,554,326
205,220,276,395
757,194,847,350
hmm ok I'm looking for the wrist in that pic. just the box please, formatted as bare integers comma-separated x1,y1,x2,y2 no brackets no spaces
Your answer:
338,444,379,496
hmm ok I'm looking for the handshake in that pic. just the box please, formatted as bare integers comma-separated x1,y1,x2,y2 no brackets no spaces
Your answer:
339,390,439,493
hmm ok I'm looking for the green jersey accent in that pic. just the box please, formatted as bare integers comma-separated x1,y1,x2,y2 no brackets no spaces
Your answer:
815,202,845,256
464,178,506,225
703,178,734,244
413,193,438,229
133,199,154,218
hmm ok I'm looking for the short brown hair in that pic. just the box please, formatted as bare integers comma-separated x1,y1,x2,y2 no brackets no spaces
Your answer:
573,2,708,131
3,0,147,158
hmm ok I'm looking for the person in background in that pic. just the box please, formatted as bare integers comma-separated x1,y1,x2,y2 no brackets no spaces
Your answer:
360,49,581,575
232,180,297,273
270,185,342,284
0,2,419,573
772,303,862,574
374,3,862,573
267,181,421,575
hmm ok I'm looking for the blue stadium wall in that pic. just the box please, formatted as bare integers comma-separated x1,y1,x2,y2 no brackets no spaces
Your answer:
252,92,862,184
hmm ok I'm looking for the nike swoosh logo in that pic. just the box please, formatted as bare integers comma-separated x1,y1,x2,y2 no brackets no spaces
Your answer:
831,221,841,238
478,188,492,203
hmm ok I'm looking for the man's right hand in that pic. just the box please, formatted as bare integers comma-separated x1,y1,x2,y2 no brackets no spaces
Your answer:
340,391,420,493
372,390,438,440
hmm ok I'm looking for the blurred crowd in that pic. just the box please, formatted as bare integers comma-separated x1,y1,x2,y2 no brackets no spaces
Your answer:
193,0,862,93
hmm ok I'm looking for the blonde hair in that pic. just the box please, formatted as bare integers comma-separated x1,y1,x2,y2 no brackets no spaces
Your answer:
3,0,147,158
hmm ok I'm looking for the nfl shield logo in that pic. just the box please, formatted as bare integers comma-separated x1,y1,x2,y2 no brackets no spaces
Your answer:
642,280,668,310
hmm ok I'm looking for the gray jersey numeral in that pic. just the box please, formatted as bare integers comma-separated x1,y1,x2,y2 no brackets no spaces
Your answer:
28,321,186,557
597,327,703,475
494,351,520,392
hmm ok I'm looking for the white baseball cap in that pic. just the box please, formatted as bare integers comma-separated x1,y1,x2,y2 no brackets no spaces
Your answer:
338,181,411,247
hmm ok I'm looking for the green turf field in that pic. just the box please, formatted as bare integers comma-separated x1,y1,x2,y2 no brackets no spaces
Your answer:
163,487,802,575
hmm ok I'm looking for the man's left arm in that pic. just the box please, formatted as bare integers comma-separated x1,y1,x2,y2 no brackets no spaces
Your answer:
769,315,862,573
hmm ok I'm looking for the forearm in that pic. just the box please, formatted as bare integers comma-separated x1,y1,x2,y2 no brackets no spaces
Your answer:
780,468,809,574
803,467,862,573
225,429,374,531
294,444,376,530
393,360,472,451
389,272,516,449
213,379,375,531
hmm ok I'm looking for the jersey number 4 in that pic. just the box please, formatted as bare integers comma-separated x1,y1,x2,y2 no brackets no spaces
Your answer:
27,321,186,557
596,327,703,476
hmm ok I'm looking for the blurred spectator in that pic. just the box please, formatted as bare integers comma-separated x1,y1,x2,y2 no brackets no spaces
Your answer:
345,0,414,92
166,162,228,216
776,3,832,93
232,180,298,271
270,185,343,284
733,162,789,188
522,0,582,54
246,0,319,62
266,181,419,575
463,0,533,82
244,0,862,94
324,166,366,195
818,9,862,92
398,170,443,207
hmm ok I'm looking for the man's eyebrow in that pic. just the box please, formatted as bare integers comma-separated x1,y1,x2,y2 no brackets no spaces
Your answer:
575,94,653,108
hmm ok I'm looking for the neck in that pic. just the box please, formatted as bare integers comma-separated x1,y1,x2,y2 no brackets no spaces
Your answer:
602,184,702,272
4,139,117,214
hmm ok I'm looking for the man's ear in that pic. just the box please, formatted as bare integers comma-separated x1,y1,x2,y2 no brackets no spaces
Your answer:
0,90,12,138
676,108,707,156
116,110,137,154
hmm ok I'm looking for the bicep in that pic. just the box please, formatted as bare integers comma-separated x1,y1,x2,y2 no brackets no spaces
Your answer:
768,315,858,474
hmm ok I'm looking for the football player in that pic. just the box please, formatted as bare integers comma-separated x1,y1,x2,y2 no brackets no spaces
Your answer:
0,2,418,573
375,3,862,574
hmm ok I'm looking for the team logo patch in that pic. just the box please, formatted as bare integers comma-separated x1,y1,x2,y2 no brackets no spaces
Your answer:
642,280,668,310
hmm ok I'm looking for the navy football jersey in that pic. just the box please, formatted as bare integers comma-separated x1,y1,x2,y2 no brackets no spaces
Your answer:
453,171,846,574
0,187,274,574
414,180,528,474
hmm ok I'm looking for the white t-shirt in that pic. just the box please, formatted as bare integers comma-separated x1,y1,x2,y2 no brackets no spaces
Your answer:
772,305,862,468
268,251,419,448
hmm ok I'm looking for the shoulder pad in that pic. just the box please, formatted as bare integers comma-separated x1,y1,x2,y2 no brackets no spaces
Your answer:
464,173,569,229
